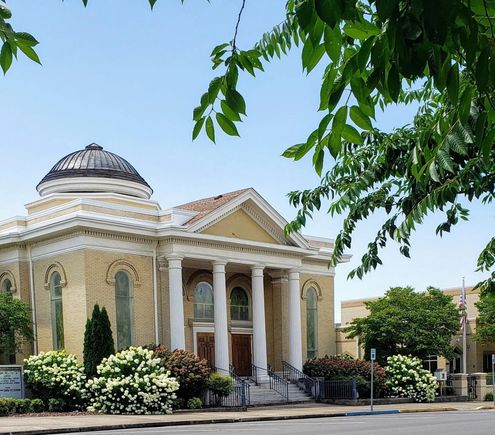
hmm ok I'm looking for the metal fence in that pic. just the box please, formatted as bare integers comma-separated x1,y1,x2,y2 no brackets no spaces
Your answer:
317,380,357,400
282,361,320,399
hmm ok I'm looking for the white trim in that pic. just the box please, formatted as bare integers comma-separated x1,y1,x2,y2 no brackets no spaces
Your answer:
36,177,153,199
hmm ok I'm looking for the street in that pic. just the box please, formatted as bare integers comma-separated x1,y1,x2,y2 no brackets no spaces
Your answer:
76,410,495,435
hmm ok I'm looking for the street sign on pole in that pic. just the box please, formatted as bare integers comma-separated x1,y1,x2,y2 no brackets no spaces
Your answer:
492,354,494,406
370,348,376,412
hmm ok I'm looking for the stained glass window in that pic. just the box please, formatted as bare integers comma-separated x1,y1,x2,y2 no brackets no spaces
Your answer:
230,287,250,321
306,287,318,359
115,270,133,349
50,272,64,350
194,282,214,320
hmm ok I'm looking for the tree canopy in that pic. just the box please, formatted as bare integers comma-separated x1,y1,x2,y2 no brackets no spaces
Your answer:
0,292,33,358
2,0,495,293
344,286,461,364
475,292,495,343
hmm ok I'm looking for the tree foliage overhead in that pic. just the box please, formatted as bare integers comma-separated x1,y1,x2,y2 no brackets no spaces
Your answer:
3,0,495,292
344,286,461,364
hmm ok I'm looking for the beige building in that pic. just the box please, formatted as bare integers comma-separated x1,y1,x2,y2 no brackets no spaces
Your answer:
0,143,349,377
336,286,495,374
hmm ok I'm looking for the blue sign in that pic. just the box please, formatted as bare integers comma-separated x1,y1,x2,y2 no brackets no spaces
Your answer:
370,349,376,361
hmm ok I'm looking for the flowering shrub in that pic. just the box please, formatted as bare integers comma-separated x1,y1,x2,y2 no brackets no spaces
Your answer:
87,346,179,414
24,351,87,410
385,355,437,402
149,345,211,401
303,355,387,398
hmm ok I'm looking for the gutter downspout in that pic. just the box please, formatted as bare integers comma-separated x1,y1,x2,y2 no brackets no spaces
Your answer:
27,245,38,354
152,241,160,344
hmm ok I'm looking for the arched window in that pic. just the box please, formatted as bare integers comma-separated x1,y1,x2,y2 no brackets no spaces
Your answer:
230,287,250,321
115,270,134,350
306,287,318,359
194,282,214,320
1,279,12,294
50,272,64,350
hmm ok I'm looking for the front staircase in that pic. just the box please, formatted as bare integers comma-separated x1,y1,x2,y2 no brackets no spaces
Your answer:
247,377,314,405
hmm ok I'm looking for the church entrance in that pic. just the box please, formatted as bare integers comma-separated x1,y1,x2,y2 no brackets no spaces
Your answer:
231,334,252,376
197,332,215,368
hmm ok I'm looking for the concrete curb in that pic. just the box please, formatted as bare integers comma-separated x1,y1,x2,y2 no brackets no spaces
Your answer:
0,406,482,435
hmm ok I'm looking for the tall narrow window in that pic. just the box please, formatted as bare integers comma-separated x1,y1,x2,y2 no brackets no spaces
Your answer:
50,272,64,350
194,282,214,320
306,287,318,359
230,287,250,321
1,279,12,294
115,270,133,350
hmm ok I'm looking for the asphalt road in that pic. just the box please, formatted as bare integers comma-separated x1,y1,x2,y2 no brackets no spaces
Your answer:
76,410,495,435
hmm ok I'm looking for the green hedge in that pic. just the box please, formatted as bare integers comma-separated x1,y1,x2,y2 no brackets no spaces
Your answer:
0,398,45,416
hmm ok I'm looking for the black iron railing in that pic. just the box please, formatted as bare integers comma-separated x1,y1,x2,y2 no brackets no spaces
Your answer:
207,366,250,408
318,380,357,400
250,363,289,401
281,360,320,399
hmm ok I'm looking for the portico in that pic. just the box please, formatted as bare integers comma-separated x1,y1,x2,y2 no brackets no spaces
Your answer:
158,244,318,377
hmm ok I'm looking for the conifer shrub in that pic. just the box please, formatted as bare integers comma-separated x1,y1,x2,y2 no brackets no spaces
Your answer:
83,304,115,376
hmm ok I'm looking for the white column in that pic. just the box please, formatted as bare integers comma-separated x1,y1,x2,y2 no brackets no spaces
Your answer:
167,255,185,350
288,269,303,371
252,265,269,382
213,260,229,371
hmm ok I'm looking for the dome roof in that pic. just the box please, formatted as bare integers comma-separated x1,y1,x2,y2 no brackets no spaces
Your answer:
36,143,153,199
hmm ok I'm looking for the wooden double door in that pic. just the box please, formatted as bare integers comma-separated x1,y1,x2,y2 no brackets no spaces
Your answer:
196,332,252,376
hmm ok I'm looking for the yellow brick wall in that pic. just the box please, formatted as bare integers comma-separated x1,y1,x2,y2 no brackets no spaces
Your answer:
33,250,87,359
84,250,155,353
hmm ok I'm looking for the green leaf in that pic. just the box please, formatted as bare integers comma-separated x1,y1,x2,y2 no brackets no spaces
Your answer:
15,32,39,47
341,124,363,144
476,47,490,92
225,89,246,115
0,4,12,19
148,0,158,9
350,105,372,130
216,113,239,136
220,100,241,121
446,64,459,105
205,116,215,143
375,0,399,21
387,63,400,102
459,86,473,124
306,43,325,73
207,77,223,102
313,149,324,176
323,25,341,63
429,161,440,182
192,117,205,140
295,0,315,31
0,42,12,74
18,45,41,64
315,0,339,28
193,106,205,122
343,21,380,40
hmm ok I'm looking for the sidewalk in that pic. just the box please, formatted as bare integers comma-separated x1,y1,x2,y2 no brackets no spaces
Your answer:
1,401,493,435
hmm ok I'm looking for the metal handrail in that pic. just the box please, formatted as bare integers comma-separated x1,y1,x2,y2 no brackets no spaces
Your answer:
212,366,250,408
282,360,320,399
249,362,289,401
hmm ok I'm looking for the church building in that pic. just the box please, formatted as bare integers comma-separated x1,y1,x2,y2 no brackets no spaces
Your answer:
0,143,347,375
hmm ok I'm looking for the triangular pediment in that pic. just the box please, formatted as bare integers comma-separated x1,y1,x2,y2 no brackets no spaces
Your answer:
201,208,279,244
183,189,310,248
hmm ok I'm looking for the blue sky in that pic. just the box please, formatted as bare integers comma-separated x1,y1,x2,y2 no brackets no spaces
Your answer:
1,1,491,321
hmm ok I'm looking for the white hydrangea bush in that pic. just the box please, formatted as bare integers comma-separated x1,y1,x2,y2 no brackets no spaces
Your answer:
24,351,87,409
385,355,438,402
87,346,180,414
